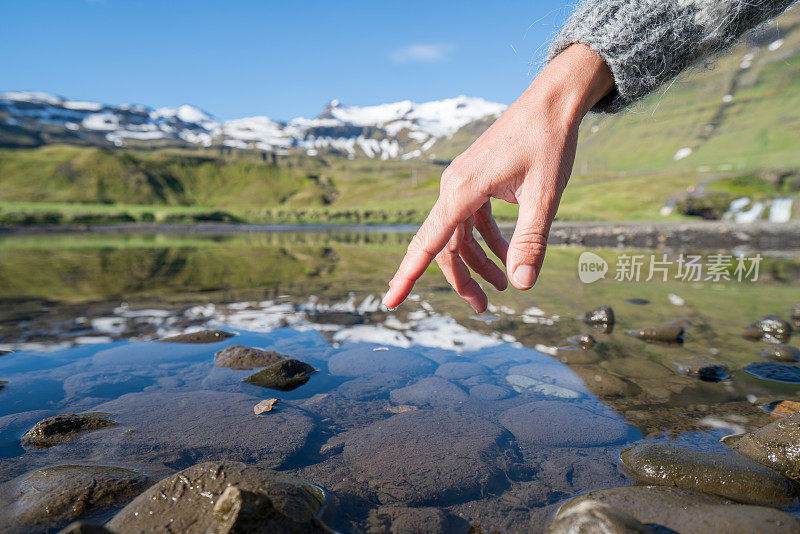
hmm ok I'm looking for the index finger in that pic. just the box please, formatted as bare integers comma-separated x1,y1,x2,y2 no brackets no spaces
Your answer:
383,188,485,309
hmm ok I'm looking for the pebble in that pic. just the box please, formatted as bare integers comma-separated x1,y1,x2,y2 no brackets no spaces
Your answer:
557,485,800,534
732,411,800,481
254,398,279,415
157,329,235,343
620,443,795,505
244,359,317,391
215,345,286,370
628,325,684,343
761,344,800,362
744,362,800,383
580,305,615,333
21,412,118,448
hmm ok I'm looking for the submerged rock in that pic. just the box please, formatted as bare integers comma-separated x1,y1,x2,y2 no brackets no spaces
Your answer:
620,443,795,506
505,375,582,398
244,359,317,391
366,505,450,534
11,465,148,532
762,400,800,418
308,310,364,325
567,333,596,349
676,363,729,382
580,305,615,333
21,412,118,448
761,344,800,362
732,411,800,481
742,316,792,344
341,410,513,505
627,325,684,344
624,298,650,306
106,461,331,533
469,384,512,401
157,329,235,343
389,376,468,407
546,501,654,534
744,362,800,383
338,373,406,401
57,522,114,534
84,391,315,469
328,345,435,377
434,361,488,380
499,401,629,447
557,485,800,534
215,345,287,370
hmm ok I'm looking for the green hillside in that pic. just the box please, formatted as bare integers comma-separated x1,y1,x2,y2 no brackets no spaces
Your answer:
1,7,799,225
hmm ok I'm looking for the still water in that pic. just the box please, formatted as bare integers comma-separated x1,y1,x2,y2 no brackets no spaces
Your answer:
0,230,799,532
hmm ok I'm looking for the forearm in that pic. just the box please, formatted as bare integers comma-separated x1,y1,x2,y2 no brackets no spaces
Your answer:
550,0,798,113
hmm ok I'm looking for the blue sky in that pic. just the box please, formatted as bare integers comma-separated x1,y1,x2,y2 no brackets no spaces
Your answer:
3,0,573,120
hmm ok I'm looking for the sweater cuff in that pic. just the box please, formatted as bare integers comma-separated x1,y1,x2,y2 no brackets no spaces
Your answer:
548,0,700,113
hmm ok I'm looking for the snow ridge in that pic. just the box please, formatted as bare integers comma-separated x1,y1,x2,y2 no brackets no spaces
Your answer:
0,91,505,160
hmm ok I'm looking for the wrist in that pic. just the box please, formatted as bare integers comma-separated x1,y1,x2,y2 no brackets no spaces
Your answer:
521,43,614,125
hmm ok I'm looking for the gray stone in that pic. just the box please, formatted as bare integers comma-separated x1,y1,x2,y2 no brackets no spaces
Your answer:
366,505,450,534
215,344,287,370
338,373,406,401
342,410,513,505
557,485,800,534
620,443,795,505
328,345,435,377
499,401,629,447
627,325,684,343
389,376,467,407
157,329,235,343
83,391,314,468
106,461,331,533
469,384,512,401
732,411,800,481
8,465,148,532
434,361,488,380
21,412,118,449
547,501,653,533
761,344,800,362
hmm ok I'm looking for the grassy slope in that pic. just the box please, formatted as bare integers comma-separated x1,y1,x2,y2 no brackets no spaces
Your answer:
1,8,799,224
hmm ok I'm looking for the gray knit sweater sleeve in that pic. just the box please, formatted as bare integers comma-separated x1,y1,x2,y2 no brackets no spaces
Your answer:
550,0,797,112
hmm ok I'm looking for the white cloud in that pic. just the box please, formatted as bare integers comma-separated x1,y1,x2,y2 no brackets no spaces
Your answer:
390,43,455,63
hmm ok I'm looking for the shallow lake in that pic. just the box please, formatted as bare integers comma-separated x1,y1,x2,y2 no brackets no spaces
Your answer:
1,230,799,532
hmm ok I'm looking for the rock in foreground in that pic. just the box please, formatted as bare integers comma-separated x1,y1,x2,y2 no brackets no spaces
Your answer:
10,465,148,532
546,501,653,533
106,461,331,533
21,412,118,448
158,330,235,343
244,359,317,391
215,345,287,370
732,411,800,481
620,443,795,506
557,485,800,534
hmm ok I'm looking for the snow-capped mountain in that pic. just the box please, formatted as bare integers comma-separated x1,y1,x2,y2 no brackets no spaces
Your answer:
0,91,505,160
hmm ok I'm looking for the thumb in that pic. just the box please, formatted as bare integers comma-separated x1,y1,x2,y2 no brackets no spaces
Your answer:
506,173,562,290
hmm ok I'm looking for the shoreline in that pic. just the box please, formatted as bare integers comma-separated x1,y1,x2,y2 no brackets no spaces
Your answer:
2,220,800,254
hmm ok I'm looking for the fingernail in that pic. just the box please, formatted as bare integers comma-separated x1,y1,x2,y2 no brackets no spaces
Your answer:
513,265,538,289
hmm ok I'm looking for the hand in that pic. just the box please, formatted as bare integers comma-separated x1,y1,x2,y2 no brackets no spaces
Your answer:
383,43,614,312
